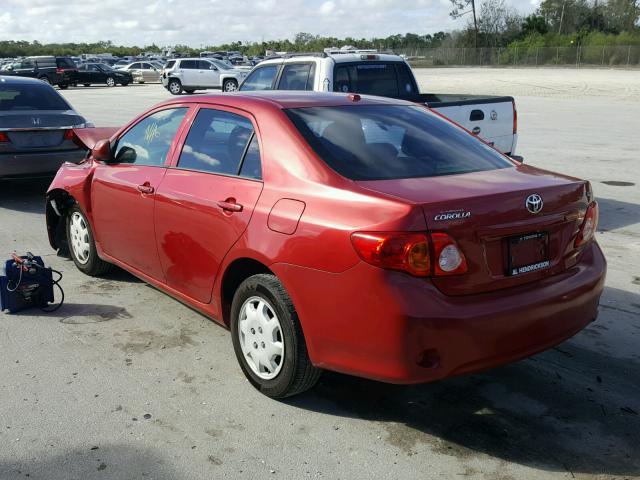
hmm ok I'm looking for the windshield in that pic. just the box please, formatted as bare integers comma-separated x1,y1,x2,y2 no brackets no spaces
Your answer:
209,59,231,70
0,82,71,111
285,105,512,181
98,64,114,72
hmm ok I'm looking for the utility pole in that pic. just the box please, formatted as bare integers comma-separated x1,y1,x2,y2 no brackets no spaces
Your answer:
471,0,478,49
558,0,566,34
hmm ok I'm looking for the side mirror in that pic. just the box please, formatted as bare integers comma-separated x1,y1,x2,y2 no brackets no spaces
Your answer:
92,139,112,162
115,146,137,164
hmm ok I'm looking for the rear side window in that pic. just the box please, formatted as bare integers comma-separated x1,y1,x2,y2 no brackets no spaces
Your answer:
0,83,71,111
278,63,315,91
285,105,511,181
180,60,198,69
178,108,260,178
165,60,176,69
333,63,416,98
114,108,187,167
56,58,76,68
239,65,279,91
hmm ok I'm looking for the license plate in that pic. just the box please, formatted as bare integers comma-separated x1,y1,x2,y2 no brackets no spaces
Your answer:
507,232,549,276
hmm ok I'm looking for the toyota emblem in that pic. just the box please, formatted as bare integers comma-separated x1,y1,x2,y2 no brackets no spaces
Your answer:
525,194,543,214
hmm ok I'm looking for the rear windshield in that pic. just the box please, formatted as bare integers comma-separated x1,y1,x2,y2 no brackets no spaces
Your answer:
285,105,512,181
0,83,71,111
333,62,417,99
56,58,76,68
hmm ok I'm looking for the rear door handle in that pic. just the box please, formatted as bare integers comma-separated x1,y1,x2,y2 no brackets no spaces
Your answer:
137,183,154,194
217,198,243,213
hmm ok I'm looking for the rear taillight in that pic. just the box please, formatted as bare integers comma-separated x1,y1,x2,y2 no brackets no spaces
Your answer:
0,132,9,142
63,129,74,140
575,201,598,247
512,100,518,135
56,67,64,74
351,232,467,277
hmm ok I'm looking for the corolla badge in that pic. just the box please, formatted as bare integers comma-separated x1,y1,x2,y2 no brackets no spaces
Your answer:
434,210,471,221
525,194,544,214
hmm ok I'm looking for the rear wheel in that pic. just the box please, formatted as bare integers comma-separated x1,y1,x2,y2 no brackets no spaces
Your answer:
38,76,50,84
168,79,182,95
58,84,69,90
66,205,112,276
223,79,238,92
106,77,116,87
231,274,321,398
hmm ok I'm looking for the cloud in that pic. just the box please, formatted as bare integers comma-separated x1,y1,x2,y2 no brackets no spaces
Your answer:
0,0,537,47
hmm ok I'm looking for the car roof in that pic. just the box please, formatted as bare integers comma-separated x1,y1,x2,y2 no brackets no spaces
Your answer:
157,91,413,110
259,53,405,65
0,75,51,86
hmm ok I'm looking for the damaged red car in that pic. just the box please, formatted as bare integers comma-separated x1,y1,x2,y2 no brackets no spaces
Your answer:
46,92,606,398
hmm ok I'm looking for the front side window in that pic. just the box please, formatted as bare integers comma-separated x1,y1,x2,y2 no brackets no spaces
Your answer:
239,65,279,91
286,105,512,181
113,108,188,167
278,63,315,91
178,108,260,178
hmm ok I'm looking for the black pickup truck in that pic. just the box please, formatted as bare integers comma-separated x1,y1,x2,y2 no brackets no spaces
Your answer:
0,56,78,89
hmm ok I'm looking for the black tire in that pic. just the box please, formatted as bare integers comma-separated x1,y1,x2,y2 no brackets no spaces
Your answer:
184,89,195,94
105,77,116,87
231,274,321,398
223,79,238,92
83,83,91,87
38,76,51,84
66,204,112,276
167,78,182,95
58,84,69,90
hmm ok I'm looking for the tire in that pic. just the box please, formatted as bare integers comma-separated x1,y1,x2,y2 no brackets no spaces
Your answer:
66,205,112,276
223,79,238,92
106,77,116,87
184,89,195,94
167,78,182,95
58,84,69,90
83,83,91,87
121,82,129,86
231,274,321,398
38,76,51,84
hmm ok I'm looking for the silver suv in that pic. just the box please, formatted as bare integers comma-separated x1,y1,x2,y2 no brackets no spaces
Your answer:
161,58,248,95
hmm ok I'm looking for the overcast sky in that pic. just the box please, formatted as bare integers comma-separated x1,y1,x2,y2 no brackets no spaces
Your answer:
1,0,540,47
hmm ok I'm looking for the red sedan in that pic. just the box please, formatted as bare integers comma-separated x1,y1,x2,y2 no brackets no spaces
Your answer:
46,92,606,398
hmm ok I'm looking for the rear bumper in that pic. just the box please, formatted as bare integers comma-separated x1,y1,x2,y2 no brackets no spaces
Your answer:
272,241,606,384
0,149,85,178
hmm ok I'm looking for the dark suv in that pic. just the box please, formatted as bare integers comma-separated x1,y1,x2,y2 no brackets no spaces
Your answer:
1,56,78,89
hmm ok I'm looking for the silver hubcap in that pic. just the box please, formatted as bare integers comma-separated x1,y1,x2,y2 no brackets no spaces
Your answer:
238,296,284,380
107,78,115,86
169,82,180,94
69,212,91,265
224,81,237,92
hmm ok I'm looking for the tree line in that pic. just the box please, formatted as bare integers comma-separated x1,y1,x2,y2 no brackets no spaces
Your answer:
0,0,638,59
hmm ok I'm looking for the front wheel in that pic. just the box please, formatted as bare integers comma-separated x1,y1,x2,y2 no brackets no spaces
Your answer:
167,79,182,95
66,205,112,276
231,274,321,398
223,79,238,92
106,77,116,87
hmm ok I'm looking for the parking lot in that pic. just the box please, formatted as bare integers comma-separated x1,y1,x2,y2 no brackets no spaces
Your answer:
1,67,639,479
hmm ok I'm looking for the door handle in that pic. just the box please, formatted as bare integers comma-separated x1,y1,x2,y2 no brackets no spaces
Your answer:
137,183,154,194
217,198,243,213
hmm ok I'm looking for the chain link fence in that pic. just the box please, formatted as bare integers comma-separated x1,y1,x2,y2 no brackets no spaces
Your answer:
398,46,640,68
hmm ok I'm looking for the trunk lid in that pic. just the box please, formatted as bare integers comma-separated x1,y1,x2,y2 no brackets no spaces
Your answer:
0,111,86,151
357,164,589,296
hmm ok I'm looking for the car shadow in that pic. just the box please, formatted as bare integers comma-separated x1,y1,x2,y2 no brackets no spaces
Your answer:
285,286,640,477
0,444,185,480
0,177,52,214
597,197,640,232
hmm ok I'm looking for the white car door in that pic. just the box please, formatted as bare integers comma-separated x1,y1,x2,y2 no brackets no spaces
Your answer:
179,60,200,86
199,60,220,88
